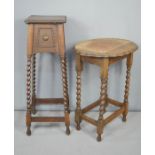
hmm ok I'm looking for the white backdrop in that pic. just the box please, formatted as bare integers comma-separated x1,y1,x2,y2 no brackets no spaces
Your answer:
14,0,141,111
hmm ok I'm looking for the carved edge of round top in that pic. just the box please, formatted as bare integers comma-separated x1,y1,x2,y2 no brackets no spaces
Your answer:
74,38,138,58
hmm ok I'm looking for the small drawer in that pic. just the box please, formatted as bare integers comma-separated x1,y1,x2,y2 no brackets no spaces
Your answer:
33,24,58,53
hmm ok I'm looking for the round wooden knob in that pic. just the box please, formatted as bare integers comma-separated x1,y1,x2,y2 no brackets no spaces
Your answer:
42,35,49,41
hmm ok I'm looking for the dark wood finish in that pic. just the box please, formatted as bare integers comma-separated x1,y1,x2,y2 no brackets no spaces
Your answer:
25,15,70,136
75,38,137,141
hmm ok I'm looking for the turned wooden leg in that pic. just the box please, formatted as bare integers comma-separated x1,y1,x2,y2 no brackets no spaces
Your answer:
32,54,36,114
104,74,108,112
60,56,70,135
75,54,83,130
26,56,32,135
75,71,81,130
122,54,133,122
97,58,109,141
64,56,70,113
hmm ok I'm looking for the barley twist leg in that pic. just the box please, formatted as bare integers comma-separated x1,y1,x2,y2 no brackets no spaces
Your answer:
122,54,133,122
32,54,36,114
97,59,109,141
26,56,32,135
60,56,70,135
75,54,82,130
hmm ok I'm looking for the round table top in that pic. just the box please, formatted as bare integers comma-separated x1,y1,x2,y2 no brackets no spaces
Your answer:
75,38,138,57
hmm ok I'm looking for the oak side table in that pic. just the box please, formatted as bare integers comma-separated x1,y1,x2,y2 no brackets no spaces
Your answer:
74,38,138,141
25,15,70,136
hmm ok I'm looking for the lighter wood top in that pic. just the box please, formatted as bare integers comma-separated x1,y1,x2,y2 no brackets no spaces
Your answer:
25,15,66,24
75,38,138,57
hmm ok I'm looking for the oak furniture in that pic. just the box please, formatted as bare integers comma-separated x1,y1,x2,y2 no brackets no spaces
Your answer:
25,15,70,135
74,38,138,141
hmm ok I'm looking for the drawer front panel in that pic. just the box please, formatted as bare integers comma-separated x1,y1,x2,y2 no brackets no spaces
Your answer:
33,24,58,53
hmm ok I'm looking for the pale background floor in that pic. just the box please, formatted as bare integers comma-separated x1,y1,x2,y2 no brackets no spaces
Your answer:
15,111,140,155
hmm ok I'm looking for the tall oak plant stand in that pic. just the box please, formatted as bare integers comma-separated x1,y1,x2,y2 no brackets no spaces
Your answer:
74,38,138,141
25,15,70,136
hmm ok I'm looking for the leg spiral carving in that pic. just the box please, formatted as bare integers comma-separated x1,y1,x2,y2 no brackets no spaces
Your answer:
123,66,131,122
105,78,108,111
26,56,32,135
32,54,36,96
60,56,69,112
75,71,82,130
97,59,109,141
122,54,133,122
32,54,36,114
27,57,32,108
60,56,70,135
98,78,108,120
97,78,108,141
63,56,70,112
